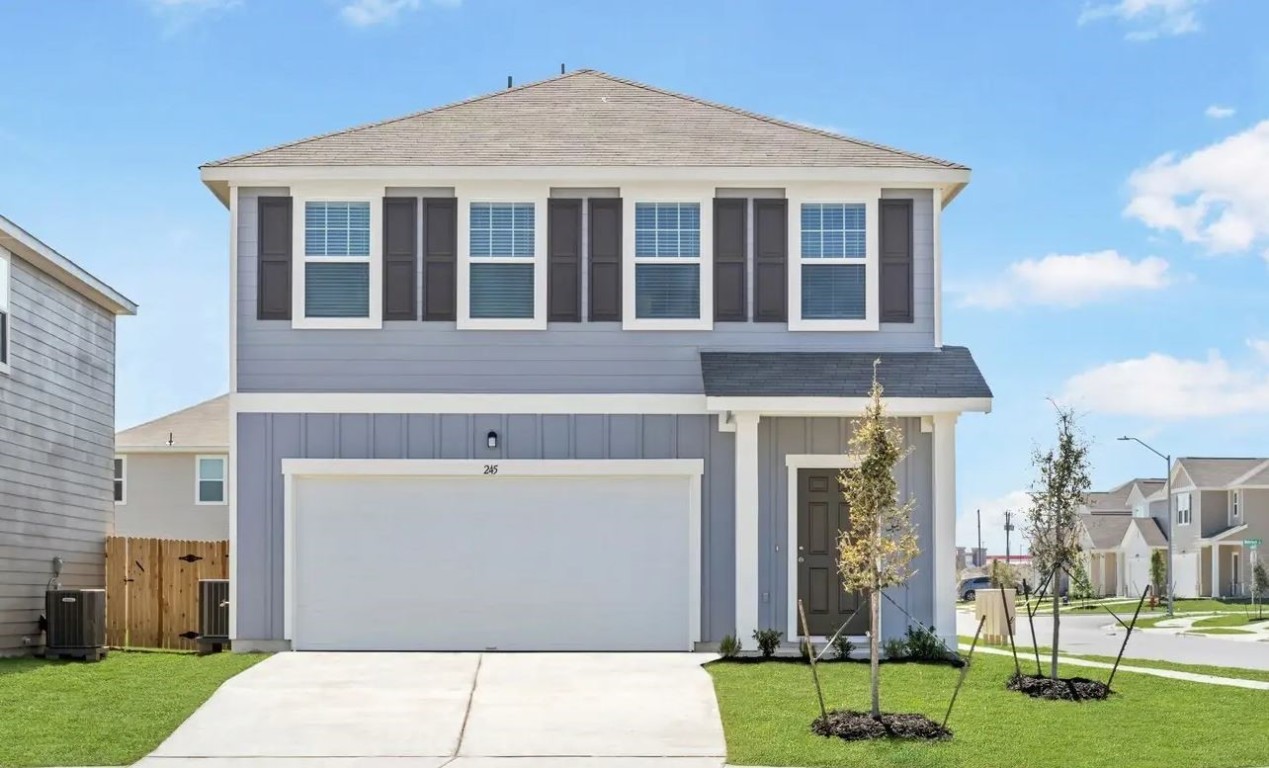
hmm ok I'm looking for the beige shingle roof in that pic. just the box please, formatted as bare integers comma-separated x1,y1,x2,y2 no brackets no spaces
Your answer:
1175,458,1267,489
1131,518,1168,548
204,70,967,171
116,395,228,450
1080,514,1133,550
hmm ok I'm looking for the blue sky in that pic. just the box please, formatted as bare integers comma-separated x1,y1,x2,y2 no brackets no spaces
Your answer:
3,0,1266,553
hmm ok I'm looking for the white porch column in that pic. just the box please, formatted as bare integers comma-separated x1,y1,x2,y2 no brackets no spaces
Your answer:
1210,546,1221,598
932,413,958,648
734,412,761,644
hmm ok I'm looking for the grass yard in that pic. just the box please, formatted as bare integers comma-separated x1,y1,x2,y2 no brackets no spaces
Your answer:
967,638,1269,683
0,651,266,768
1191,614,1267,629
707,653,1269,768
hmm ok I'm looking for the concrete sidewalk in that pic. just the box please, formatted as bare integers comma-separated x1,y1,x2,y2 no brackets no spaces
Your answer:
962,644,1269,690
133,652,725,767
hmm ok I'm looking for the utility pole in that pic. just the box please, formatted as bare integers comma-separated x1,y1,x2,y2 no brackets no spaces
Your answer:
1004,510,1014,560
976,509,983,567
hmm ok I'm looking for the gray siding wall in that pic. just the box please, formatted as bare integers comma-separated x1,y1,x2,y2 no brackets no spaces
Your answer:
236,187,936,394
235,413,931,646
1199,490,1228,538
0,254,116,655
113,453,230,541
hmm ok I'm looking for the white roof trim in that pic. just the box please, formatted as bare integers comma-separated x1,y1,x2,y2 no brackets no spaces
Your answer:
115,445,229,455
0,215,136,315
705,395,992,417
1202,524,1250,544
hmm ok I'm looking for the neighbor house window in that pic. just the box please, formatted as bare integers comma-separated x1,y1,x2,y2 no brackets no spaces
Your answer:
1231,490,1241,520
1177,492,1191,525
0,251,10,372
800,203,866,320
196,455,227,505
113,456,126,504
304,201,371,318
634,202,701,319
469,203,535,319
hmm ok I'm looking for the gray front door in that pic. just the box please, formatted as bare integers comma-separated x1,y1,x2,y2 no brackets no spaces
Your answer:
797,469,867,636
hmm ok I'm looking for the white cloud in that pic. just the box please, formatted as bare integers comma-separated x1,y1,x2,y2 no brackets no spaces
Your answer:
957,490,1030,555
1249,338,1269,362
1205,104,1236,119
779,116,847,136
1126,121,1269,257
1078,0,1203,40
340,0,422,26
1060,349,1269,419
957,250,1171,309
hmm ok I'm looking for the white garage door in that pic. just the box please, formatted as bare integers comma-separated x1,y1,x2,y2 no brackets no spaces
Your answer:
288,468,695,651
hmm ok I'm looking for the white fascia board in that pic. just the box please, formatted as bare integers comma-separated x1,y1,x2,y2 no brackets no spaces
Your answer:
281,457,705,478
704,396,992,416
0,217,137,315
115,445,229,454
234,392,709,415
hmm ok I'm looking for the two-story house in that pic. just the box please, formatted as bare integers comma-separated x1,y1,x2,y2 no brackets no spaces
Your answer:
199,70,992,653
1078,478,1167,597
0,215,135,656
1168,457,1269,598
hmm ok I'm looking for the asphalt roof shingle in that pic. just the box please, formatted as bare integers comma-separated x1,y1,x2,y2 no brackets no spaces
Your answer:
1080,514,1134,550
1176,458,1267,488
204,70,967,171
699,346,991,399
116,395,228,450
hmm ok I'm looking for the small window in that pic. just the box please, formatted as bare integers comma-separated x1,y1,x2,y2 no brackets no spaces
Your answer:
634,203,701,319
0,251,10,372
1176,492,1191,525
800,203,866,320
113,456,126,504
1231,490,1241,519
469,203,535,319
304,202,371,318
196,456,227,505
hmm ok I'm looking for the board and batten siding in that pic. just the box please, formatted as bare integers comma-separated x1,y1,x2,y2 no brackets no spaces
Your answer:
113,453,230,541
0,253,116,655
236,188,936,394
235,412,931,647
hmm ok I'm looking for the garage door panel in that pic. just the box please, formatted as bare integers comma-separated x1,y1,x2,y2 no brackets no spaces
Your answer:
292,474,691,651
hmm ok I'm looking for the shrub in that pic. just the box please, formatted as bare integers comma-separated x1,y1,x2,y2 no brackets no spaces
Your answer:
831,627,854,660
799,639,813,661
718,634,741,659
904,624,949,661
752,628,783,658
990,559,1020,589
881,636,907,660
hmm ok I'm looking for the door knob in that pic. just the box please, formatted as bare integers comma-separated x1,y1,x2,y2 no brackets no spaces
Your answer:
798,556,805,563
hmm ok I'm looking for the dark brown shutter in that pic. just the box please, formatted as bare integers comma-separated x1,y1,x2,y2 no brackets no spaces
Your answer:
548,199,582,322
588,198,622,321
422,198,457,321
257,196,292,320
752,199,787,322
383,197,418,320
880,199,914,323
713,198,747,322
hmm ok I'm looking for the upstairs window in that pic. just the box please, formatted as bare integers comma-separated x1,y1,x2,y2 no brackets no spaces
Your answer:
196,455,227,505
1231,490,1241,520
113,457,126,504
800,203,866,320
634,202,701,319
0,251,10,372
304,201,371,318
469,203,535,319
1177,492,1191,525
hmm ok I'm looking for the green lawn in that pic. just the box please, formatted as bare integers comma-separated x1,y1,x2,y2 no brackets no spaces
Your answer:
0,651,266,768
707,654,1269,768
1192,614,1267,629
966,638,1269,683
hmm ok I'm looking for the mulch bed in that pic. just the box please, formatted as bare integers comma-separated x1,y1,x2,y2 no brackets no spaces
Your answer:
1007,672,1111,701
812,710,952,741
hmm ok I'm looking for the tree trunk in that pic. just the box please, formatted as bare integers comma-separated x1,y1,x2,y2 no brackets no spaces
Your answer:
869,589,881,718
1050,565,1061,680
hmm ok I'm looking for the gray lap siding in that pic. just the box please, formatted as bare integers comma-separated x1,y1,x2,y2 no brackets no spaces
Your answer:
0,255,116,655
235,188,935,395
234,412,932,647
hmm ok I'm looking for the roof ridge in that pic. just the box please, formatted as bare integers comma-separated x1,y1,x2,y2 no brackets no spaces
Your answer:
582,71,966,170
203,70,589,168
116,393,228,436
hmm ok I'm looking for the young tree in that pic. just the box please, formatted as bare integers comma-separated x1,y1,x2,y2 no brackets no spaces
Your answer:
1253,559,1268,620
837,362,920,718
1150,550,1167,606
990,559,1019,590
1069,559,1096,602
1023,405,1091,680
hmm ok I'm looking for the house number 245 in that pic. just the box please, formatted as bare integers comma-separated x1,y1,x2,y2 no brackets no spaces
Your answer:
483,464,499,475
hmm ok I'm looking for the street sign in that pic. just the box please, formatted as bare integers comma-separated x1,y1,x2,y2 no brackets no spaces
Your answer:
1244,539,1260,549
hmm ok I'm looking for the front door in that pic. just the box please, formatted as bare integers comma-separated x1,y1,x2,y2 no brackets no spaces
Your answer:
797,468,867,636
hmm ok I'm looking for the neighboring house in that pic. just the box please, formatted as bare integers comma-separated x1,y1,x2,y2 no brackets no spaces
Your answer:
200,70,992,653
114,395,230,541
0,216,135,656
1077,478,1166,597
1167,457,1269,598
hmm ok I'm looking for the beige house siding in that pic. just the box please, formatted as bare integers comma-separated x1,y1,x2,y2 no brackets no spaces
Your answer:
114,452,229,541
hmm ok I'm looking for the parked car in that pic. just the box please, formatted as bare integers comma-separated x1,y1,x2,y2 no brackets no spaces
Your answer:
958,576,992,602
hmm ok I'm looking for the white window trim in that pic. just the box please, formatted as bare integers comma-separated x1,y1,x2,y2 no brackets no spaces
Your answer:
195,454,229,506
788,186,881,331
280,458,704,648
113,455,127,506
291,184,384,330
622,185,714,331
457,186,548,330
1230,489,1241,521
1177,492,1191,526
0,247,11,376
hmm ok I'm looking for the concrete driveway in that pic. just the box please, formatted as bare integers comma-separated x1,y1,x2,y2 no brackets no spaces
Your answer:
137,652,726,767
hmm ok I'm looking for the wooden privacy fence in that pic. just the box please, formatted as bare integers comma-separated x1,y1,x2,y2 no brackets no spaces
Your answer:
104,536,229,650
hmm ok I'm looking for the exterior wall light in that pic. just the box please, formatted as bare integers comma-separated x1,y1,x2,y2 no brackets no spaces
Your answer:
487,431,498,449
